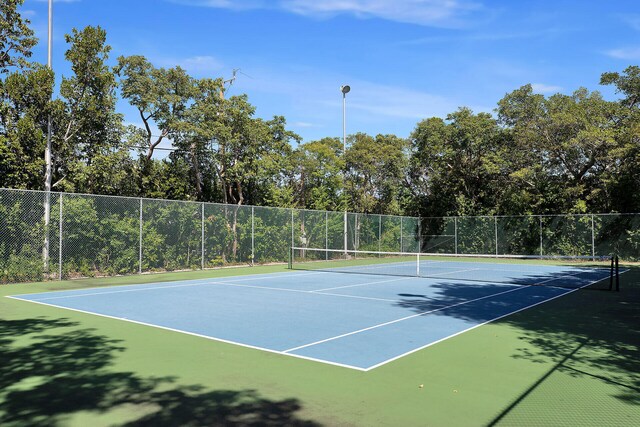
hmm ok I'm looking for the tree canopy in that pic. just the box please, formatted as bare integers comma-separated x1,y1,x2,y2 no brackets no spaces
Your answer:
1,6,639,218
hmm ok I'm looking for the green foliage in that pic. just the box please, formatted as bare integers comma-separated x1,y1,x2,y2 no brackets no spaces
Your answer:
0,64,53,189
1,11,640,279
0,0,37,72
409,108,507,217
600,65,640,109
293,137,343,211
345,133,409,215
0,191,45,283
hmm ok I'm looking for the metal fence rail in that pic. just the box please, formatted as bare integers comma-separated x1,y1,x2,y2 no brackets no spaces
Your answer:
1,188,638,283
0,189,417,283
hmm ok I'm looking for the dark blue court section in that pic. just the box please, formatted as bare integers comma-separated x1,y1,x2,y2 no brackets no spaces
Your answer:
9,266,611,370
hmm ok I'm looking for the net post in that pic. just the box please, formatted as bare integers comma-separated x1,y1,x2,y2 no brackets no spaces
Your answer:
609,256,614,291
288,246,292,270
416,252,420,276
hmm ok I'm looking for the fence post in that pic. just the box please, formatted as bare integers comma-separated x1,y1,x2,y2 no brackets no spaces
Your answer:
139,198,143,274
291,209,294,250
591,214,595,259
58,193,63,280
343,211,348,254
494,216,498,256
378,215,382,253
418,216,422,253
201,202,205,269
400,216,404,252
251,206,255,266
325,211,328,260
454,217,458,255
539,216,543,256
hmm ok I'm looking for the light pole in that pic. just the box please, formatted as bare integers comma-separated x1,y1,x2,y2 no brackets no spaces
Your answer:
43,0,53,272
340,85,350,255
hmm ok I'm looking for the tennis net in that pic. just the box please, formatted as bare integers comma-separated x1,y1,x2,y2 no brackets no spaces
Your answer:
289,247,619,290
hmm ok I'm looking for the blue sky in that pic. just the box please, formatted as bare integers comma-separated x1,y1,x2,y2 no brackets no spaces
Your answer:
22,0,640,148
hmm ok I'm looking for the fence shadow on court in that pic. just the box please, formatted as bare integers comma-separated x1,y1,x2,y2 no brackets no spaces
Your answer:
0,317,319,426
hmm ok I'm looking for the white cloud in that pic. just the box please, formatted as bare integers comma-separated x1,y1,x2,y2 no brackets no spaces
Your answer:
399,27,569,45
152,55,224,75
619,13,640,31
34,0,82,3
169,0,485,27
281,0,482,27
344,81,461,120
168,0,267,10
531,83,562,94
292,121,318,128
605,47,640,60
181,55,224,73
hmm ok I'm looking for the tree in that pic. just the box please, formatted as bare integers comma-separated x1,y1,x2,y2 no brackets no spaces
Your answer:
600,65,640,109
171,76,224,201
600,66,640,212
497,85,623,214
0,0,48,189
409,108,507,217
291,137,343,210
0,65,53,188
212,95,297,207
0,0,37,72
116,56,195,163
345,133,409,215
52,26,126,194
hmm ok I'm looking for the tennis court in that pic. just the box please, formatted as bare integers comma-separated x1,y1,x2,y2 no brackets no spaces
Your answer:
8,255,615,371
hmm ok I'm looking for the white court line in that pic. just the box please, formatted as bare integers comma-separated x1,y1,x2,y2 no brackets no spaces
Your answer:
6,270,627,371
422,267,482,278
363,269,629,371
284,268,624,357
311,292,398,303
312,275,418,292
12,270,329,301
20,275,414,305
282,284,526,353
5,295,368,372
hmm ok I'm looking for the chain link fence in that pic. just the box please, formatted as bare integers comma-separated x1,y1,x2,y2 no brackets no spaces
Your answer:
1,188,638,283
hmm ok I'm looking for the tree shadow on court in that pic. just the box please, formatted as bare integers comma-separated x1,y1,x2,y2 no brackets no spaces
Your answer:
0,317,319,426
395,274,640,413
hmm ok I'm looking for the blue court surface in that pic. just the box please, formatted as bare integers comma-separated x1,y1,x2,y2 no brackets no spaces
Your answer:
9,263,612,371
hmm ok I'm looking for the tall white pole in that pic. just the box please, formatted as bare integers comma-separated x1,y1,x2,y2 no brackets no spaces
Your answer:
341,85,350,255
43,0,53,272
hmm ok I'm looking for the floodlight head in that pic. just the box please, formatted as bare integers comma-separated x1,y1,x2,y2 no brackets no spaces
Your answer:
341,85,351,94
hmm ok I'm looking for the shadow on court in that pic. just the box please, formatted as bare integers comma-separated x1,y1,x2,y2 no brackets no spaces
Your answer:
396,271,640,424
0,318,319,427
